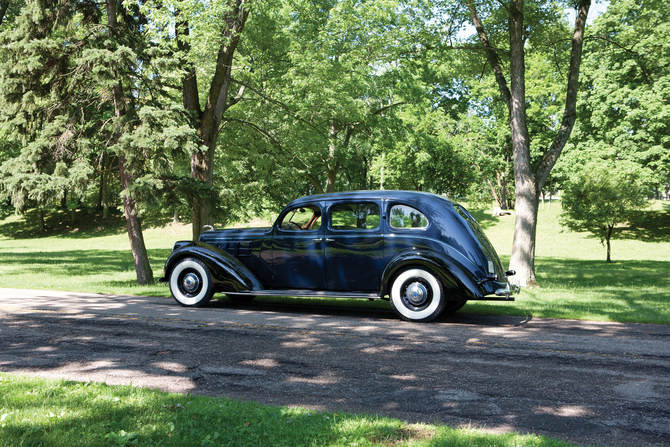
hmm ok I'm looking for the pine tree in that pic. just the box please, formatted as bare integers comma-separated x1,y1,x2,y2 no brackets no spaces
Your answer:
0,0,199,284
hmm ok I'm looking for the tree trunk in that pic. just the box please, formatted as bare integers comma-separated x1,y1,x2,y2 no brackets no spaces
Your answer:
606,224,613,263
303,173,325,194
97,167,104,209
487,174,502,208
102,166,109,219
190,144,214,240
107,0,153,285
380,153,385,190
0,1,8,27
119,154,153,284
476,163,502,207
507,0,540,287
325,119,340,193
496,170,508,210
97,154,110,219
37,207,44,234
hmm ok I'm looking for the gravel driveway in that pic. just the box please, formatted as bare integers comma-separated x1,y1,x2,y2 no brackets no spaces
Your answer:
1,288,669,447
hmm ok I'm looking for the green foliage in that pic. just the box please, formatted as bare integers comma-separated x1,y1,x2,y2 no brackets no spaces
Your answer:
373,105,476,196
568,0,670,187
0,0,667,264
560,159,652,262
0,0,202,223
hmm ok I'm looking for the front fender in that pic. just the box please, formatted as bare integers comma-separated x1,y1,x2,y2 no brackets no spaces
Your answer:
380,250,483,300
163,241,263,293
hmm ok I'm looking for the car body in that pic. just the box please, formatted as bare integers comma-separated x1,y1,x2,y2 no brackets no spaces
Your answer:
160,191,519,322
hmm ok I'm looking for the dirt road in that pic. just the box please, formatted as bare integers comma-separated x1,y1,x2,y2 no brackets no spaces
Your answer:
1,288,668,446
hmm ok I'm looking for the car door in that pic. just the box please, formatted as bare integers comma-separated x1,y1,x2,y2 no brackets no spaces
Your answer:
270,204,327,290
324,200,385,291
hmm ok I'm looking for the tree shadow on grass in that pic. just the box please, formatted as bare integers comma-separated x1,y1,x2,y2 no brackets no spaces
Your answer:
535,257,670,289
465,257,670,324
0,248,172,280
0,208,128,239
527,258,668,324
617,208,670,242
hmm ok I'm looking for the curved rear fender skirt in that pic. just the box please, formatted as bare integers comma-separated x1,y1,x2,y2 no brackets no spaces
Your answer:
381,251,483,300
164,241,264,293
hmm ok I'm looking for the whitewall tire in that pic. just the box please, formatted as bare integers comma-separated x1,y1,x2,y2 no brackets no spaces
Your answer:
169,257,213,307
390,268,446,322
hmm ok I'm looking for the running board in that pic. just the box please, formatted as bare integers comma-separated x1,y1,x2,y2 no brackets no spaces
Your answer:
224,290,514,301
225,290,384,300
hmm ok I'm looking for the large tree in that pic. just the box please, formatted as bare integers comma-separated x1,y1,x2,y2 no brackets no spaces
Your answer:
140,0,251,241
560,159,652,263
456,0,591,287
0,0,197,284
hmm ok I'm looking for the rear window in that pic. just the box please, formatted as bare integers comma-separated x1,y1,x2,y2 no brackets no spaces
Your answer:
390,205,428,229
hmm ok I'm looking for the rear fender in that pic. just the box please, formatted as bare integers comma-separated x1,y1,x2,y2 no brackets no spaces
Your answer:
380,250,482,300
163,241,263,293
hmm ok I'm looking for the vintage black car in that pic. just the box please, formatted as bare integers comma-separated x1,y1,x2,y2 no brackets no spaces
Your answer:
160,191,519,322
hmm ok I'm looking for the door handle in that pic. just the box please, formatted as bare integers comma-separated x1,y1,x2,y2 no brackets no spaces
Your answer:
325,238,335,242
312,238,323,243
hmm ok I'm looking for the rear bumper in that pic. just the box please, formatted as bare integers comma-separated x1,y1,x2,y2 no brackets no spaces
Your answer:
495,280,520,299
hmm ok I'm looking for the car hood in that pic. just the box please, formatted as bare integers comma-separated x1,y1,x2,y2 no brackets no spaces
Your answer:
199,228,269,244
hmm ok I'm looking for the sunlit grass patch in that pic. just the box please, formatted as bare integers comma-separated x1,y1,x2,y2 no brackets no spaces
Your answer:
0,373,579,447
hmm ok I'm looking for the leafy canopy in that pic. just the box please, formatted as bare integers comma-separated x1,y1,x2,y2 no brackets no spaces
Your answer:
560,159,652,262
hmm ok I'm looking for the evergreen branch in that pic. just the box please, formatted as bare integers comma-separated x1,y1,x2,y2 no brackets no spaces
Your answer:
0,0,9,27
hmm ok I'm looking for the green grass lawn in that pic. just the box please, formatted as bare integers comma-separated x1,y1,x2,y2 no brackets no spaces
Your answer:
0,373,578,447
1,201,669,324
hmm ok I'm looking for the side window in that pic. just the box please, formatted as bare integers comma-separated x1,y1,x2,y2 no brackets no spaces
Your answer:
330,203,380,230
390,205,428,229
279,206,321,231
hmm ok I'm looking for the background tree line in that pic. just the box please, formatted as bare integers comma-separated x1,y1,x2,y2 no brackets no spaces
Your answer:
1,0,667,285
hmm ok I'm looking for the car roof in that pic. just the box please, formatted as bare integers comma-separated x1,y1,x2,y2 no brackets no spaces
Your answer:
287,190,454,208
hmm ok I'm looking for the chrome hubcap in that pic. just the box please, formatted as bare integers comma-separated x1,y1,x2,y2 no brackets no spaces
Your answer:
405,282,428,306
182,273,200,294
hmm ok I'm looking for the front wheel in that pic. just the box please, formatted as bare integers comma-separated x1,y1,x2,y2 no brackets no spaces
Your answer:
169,257,213,307
390,268,446,322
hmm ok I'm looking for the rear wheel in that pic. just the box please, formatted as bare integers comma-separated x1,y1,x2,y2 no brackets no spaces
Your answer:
442,299,467,314
390,268,446,322
169,257,213,307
